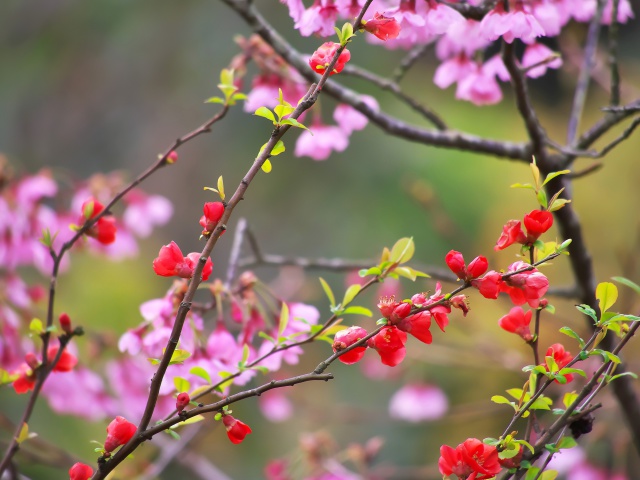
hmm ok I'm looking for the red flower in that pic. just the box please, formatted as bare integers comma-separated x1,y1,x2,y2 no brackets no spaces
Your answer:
47,346,78,372
498,306,533,342
59,312,72,334
222,415,252,444
439,438,502,479
450,294,469,317
176,392,190,413
69,462,93,480
362,12,401,41
377,296,400,319
500,261,549,308
494,219,526,251
545,343,574,383
397,311,432,344
332,326,368,364
309,42,351,75
445,250,488,281
367,326,407,367
80,197,117,245
472,271,503,299
12,363,36,394
523,209,553,241
199,202,225,235
104,416,137,453
152,241,213,281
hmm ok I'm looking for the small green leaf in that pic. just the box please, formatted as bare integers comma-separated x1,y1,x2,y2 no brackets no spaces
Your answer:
536,190,548,209
171,415,205,428
216,176,225,200
556,436,577,450
515,439,535,454
29,318,44,335
596,282,618,313
563,391,578,408
558,367,586,377
359,267,381,277
261,159,272,173
510,182,535,190
559,327,585,348
389,237,415,264
173,376,191,394
543,170,571,186
16,423,29,444
319,277,336,307
557,238,573,252
170,349,191,365
342,284,361,307
274,103,295,119
280,118,309,130
254,106,277,123
271,140,286,156
576,304,598,323
491,395,513,406
241,343,250,366
204,96,225,104
220,68,234,87
342,306,373,317
232,92,247,102
531,158,542,189
549,198,571,212
376,318,388,326
189,366,212,384
608,371,639,383
612,276,640,295
278,302,290,339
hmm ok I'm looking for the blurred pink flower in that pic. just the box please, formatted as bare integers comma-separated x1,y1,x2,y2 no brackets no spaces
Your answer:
389,383,448,422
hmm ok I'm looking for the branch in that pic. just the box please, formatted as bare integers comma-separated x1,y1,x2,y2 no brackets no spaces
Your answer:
342,64,447,130
608,0,621,106
566,0,605,145
220,0,531,161
392,43,432,83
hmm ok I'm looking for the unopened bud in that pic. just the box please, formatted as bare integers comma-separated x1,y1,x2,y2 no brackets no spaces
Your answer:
59,312,72,334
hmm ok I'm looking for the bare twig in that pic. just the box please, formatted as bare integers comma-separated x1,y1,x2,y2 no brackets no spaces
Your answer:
392,43,432,83
343,64,447,130
566,0,605,145
608,0,621,106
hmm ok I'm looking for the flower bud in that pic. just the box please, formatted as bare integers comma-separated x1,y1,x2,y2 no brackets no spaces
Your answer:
176,392,190,413
166,150,178,164
104,416,137,453
59,312,72,334
69,462,94,480
332,326,368,364
222,415,252,444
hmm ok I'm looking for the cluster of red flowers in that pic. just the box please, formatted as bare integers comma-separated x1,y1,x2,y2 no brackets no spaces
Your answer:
494,209,553,251
439,438,501,479
80,197,117,245
152,241,213,281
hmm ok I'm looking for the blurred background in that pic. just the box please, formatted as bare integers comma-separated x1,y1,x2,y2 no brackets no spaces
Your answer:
2,0,640,478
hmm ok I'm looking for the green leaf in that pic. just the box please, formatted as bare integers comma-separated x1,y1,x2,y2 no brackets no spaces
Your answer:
612,276,640,295
204,96,225,104
274,103,295,119
278,302,290,339
510,182,535,190
563,391,578,408
376,318,388,326
280,118,309,130
258,331,276,343
231,92,247,102
173,376,191,394
556,436,577,450
536,189,548,209
220,68,234,87
241,343,250,366
216,176,225,200
530,158,542,189
558,367,586,378
319,277,336,307
389,237,415,265
596,282,618,313
261,159,272,173
608,371,639,383
171,415,205,428
359,267,381,277
557,238,573,252
16,423,29,444
559,327,585,348
254,106,276,123
491,395,513,406
189,366,212,384
549,198,571,212
169,349,191,365
29,318,44,335
543,170,571,186
516,439,535,454
342,306,373,317
271,140,285,156
525,467,541,480
342,284,361,307
576,304,598,323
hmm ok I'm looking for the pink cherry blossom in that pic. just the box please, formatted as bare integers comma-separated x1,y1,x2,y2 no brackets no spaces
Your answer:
523,43,563,79
294,124,349,160
389,383,448,422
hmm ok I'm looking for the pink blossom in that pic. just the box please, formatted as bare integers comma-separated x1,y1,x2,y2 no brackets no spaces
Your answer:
434,54,475,89
295,0,339,37
456,63,503,106
294,124,349,160
333,95,379,135
280,0,305,22
244,73,308,114
602,0,634,24
123,191,172,238
481,3,545,44
522,43,563,79
501,261,549,308
436,19,489,59
424,0,465,35
389,383,448,422
258,389,293,422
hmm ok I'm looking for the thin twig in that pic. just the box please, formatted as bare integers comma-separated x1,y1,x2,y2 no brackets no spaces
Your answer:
392,43,432,83
608,0,621,106
343,64,447,130
566,0,605,145
225,217,248,288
